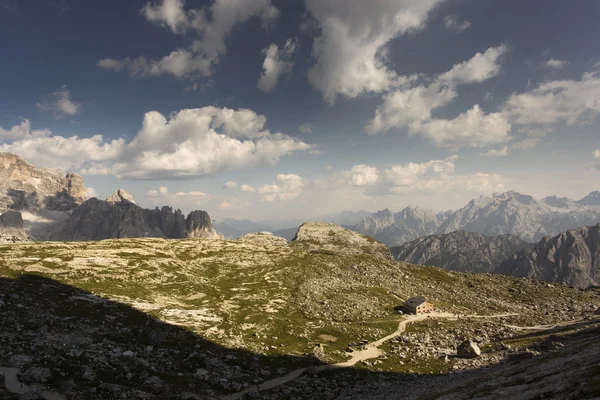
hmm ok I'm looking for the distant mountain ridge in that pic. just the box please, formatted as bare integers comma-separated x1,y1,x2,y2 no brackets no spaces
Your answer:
354,190,600,247
391,231,533,273
496,223,600,289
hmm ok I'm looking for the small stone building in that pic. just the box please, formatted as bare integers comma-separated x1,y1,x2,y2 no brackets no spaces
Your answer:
403,297,434,314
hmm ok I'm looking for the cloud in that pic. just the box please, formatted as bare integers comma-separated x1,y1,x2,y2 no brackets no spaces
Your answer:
99,0,279,79
223,181,237,189
541,59,569,69
366,45,509,137
36,86,81,119
86,187,98,198
240,184,256,193
219,197,250,210
438,44,509,85
147,186,170,198
316,155,504,196
257,38,298,92
0,119,50,141
328,165,380,187
595,149,600,170
258,174,304,202
365,83,457,134
146,185,210,209
409,105,512,149
443,14,471,32
503,71,600,126
306,0,442,103
0,106,313,178
298,123,315,134
482,146,509,157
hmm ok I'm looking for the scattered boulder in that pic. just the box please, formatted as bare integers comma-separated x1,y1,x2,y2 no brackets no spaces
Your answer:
457,340,481,358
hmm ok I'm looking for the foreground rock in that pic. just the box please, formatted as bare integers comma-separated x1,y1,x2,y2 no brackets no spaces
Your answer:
496,223,600,288
457,340,481,358
0,152,87,213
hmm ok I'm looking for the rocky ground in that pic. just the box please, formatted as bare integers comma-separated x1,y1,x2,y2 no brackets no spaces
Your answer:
0,224,599,399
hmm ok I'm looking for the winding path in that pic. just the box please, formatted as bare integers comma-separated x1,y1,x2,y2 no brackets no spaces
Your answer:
222,312,461,400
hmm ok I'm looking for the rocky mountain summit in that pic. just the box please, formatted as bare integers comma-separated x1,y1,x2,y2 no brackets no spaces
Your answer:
51,190,220,241
496,223,600,289
353,207,442,247
354,190,600,247
0,152,87,212
391,231,533,273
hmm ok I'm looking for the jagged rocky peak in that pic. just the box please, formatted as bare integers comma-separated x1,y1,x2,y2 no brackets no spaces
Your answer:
0,152,87,212
577,191,600,206
392,231,533,274
494,190,536,205
293,222,391,258
106,189,138,205
496,223,600,289
542,195,576,208
186,210,217,238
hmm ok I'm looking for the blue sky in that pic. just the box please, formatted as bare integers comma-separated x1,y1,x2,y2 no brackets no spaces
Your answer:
1,0,599,221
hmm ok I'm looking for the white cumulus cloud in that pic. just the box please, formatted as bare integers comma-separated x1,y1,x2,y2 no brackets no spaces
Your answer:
99,0,279,79
444,14,471,33
306,0,442,103
258,174,304,202
257,38,298,92
0,106,313,179
36,86,81,119
541,59,569,69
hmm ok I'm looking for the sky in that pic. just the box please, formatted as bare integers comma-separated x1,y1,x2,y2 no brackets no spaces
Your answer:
1,0,599,222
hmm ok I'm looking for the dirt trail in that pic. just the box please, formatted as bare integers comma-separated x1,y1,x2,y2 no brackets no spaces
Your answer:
221,312,458,400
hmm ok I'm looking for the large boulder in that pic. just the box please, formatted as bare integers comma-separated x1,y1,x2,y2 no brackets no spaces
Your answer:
457,340,481,358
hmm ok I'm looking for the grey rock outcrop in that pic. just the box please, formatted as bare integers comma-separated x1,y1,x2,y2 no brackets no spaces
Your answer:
391,231,533,273
457,340,481,358
51,197,220,241
0,210,31,242
106,189,138,205
293,222,391,259
496,223,600,289
0,152,87,212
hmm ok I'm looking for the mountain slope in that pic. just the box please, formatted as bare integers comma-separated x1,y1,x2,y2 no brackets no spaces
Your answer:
353,207,442,247
391,231,533,273
496,223,600,288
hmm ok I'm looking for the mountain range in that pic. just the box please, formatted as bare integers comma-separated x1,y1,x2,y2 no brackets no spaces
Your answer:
0,153,219,242
391,231,533,274
353,190,600,247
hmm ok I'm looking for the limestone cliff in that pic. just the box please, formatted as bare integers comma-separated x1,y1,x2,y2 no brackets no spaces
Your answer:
0,152,87,212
